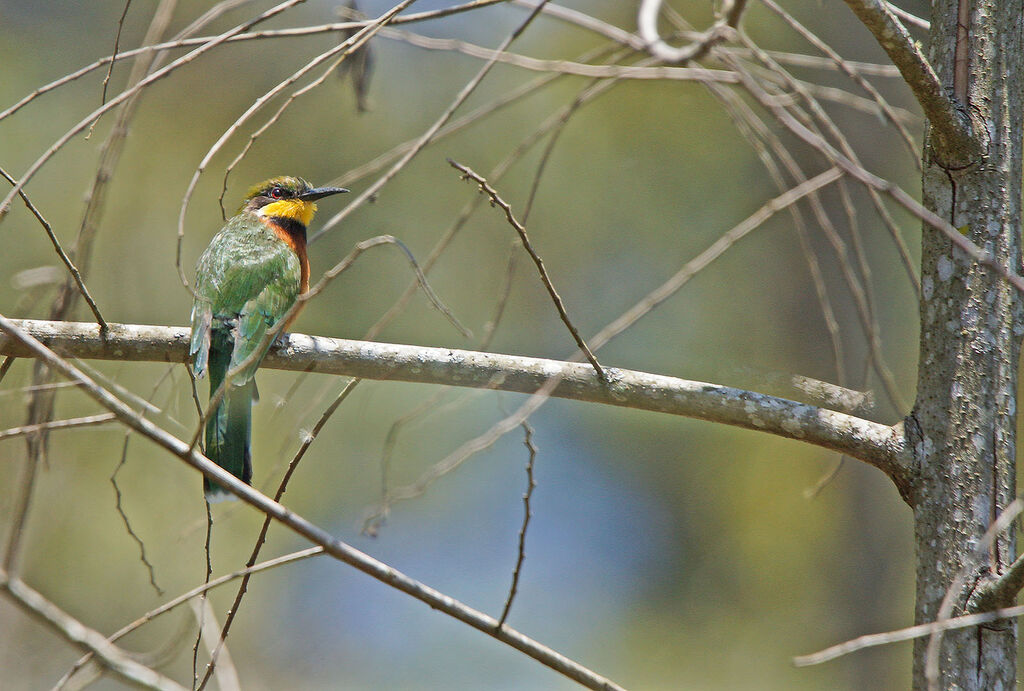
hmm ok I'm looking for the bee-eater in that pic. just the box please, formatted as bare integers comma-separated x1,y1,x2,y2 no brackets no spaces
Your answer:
189,176,347,500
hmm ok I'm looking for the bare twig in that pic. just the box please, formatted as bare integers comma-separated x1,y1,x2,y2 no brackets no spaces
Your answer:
89,0,134,137
348,30,741,82
110,365,179,598
794,604,1024,667
0,414,116,441
449,159,605,380
191,599,240,691
0,356,13,384
885,2,929,29
0,167,107,329
499,420,537,625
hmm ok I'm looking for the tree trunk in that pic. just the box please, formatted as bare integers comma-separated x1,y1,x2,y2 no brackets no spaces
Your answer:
910,1,1023,687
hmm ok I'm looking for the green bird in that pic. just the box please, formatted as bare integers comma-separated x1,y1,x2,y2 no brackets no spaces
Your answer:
190,176,347,500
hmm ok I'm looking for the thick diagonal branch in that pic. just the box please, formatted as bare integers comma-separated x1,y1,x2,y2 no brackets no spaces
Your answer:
0,570,185,691
841,0,978,165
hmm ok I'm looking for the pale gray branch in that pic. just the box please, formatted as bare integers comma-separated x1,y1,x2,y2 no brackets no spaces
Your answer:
0,319,910,482
795,604,1024,667
0,570,186,691
0,413,117,441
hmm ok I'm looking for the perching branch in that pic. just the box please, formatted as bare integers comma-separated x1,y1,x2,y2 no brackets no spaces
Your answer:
0,318,911,484
839,0,979,166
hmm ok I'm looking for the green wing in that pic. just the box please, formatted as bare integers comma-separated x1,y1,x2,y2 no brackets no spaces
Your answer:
190,216,302,381
229,278,300,382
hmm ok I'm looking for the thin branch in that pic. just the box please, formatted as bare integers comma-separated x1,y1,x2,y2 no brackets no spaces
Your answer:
885,2,929,29
0,355,13,384
0,318,908,480
191,599,240,691
796,605,1024,667
0,314,626,691
356,30,741,82
449,159,605,380
751,49,902,77
839,0,978,165
0,414,117,441
89,0,134,137
0,167,107,329
0,571,186,691
512,0,645,49
499,420,537,625
111,365,179,598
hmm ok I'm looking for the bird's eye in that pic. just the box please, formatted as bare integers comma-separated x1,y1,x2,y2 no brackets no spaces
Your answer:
269,187,287,199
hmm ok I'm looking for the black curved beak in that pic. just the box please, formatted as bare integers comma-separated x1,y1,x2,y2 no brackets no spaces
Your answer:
299,186,349,201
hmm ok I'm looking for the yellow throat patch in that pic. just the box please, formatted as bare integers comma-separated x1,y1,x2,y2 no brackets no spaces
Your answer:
260,198,317,227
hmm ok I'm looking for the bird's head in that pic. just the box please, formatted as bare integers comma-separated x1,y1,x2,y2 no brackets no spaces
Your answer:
241,176,348,227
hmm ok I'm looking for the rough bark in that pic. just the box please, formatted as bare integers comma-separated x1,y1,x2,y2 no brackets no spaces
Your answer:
908,1,1023,688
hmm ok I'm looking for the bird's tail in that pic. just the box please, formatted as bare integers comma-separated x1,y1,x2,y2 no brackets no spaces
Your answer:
204,332,254,501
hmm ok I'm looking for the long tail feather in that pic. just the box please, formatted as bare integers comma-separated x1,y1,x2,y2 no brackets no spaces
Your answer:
204,331,253,500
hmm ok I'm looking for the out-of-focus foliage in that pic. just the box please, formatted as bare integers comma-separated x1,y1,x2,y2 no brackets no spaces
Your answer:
0,0,924,688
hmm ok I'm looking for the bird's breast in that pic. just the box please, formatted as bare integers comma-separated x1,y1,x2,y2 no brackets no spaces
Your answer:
260,216,310,294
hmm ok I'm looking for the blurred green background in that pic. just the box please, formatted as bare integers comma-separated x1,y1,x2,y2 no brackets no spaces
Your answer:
0,0,927,688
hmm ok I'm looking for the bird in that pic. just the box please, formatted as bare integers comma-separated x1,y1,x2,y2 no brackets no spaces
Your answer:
189,176,347,500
